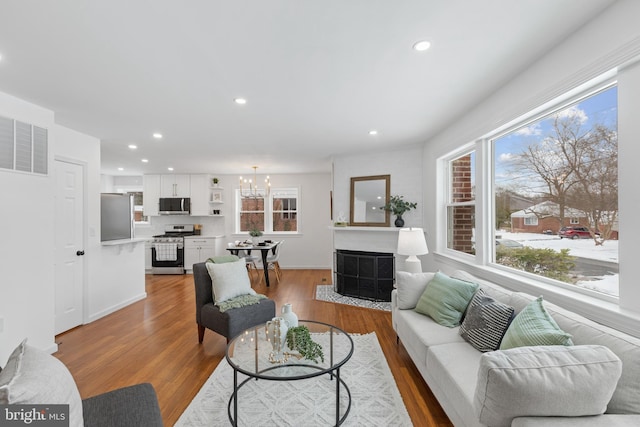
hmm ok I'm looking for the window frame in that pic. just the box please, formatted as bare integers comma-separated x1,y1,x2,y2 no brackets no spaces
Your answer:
443,146,477,259
235,187,301,235
438,74,619,304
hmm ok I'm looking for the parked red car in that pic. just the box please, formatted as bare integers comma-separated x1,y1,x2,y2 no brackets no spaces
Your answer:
558,226,598,239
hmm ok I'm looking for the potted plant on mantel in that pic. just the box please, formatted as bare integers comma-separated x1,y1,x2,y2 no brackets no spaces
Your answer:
381,195,417,227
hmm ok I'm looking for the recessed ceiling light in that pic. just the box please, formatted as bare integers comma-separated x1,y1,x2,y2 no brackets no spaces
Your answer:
234,98,247,105
167,167,174,171
118,167,124,171
128,144,137,149
369,130,378,135
153,133,163,139
141,159,149,163
413,40,431,52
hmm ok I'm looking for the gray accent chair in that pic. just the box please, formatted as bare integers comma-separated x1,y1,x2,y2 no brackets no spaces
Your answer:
193,261,276,343
82,383,163,426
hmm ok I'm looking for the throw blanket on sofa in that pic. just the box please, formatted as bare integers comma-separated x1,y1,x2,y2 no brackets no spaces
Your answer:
216,293,267,312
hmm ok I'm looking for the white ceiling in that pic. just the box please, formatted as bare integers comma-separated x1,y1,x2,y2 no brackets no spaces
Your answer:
0,0,616,176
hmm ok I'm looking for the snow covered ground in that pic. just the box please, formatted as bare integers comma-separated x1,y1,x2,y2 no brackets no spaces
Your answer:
496,231,619,296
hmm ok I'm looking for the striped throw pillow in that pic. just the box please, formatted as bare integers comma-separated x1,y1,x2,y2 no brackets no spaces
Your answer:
459,289,515,352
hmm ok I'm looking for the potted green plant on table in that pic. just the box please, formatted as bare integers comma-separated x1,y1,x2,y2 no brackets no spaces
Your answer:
381,195,417,227
286,325,324,363
249,227,263,244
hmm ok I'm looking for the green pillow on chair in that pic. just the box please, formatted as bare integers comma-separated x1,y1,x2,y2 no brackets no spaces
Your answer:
415,271,479,327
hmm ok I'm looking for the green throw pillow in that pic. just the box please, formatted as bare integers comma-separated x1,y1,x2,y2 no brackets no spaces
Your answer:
500,296,573,350
414,271,479,327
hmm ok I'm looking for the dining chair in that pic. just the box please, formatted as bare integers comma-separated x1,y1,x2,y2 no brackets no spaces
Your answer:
260,240,283,284
227,243,260,281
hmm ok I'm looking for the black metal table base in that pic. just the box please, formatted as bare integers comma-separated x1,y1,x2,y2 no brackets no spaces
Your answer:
227,368,352,426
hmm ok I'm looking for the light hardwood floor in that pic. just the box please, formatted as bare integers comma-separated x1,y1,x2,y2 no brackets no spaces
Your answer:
54,269,452,426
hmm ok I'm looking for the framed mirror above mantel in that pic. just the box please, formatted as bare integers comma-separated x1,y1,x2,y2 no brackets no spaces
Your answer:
349,174,390,227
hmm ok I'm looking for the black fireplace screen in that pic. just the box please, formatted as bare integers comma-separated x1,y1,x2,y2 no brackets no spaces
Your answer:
334,250,395,301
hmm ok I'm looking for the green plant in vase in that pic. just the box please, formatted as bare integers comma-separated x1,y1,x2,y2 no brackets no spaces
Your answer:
286,325,324,363
380,195,417,227
249,227,263,244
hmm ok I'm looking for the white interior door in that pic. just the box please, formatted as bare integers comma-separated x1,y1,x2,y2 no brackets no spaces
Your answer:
54,159,85,334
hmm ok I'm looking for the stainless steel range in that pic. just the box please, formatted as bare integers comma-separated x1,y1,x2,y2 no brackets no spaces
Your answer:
151,224,195,274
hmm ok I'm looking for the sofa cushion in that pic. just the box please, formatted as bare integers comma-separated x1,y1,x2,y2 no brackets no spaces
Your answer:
206,259,256,302
451,270,514,305
512,414,640,427
395,271,435,309
500,296,573,350
475,345,622,427
0,339,83,427
539,300,640,414
426,342,485,426
459,289,515,352
415,272,479,327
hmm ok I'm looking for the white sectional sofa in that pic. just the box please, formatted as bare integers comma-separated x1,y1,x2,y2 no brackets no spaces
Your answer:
391,269,640,427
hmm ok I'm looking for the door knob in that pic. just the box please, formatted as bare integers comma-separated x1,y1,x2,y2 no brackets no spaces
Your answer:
76,250,85,256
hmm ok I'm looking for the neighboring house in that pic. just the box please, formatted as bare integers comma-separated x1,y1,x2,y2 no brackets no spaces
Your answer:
510,201,589,234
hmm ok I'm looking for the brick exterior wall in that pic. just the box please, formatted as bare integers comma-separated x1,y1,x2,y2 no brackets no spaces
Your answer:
450,155,474,253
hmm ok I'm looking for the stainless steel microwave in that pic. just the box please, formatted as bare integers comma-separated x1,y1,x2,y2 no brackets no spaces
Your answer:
158,197,190,215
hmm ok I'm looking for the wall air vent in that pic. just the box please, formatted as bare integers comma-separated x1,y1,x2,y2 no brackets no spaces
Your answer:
0,114,48,175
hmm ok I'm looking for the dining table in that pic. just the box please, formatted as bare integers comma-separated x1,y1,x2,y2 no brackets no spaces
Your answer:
226,241,281,287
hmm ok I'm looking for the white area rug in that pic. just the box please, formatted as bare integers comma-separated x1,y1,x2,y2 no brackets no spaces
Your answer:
315,285,392,312
175,332,412,426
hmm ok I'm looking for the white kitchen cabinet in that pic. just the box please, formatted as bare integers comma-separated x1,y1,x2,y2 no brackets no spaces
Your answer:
184,236,219,271
145,241,153,273
161,174,190,197
143,174,161,216
189,174,210,216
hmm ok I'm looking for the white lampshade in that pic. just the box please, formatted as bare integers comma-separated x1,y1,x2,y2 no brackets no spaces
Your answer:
397,228,428,273
397,228,429,256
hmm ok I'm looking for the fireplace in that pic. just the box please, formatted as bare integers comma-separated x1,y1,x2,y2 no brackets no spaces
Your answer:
334,250,395,301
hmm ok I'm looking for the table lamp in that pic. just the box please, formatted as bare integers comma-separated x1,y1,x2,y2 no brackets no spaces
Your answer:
397,227,429,273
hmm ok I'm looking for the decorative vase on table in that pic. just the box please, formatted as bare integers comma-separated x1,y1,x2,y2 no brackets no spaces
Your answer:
394,215,405,227
265,317,289,363
252,236,259,245
281,303,298,328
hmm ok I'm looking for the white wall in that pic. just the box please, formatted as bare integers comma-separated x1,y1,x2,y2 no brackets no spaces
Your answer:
422,0,640,334
332,145,424,228
331,145,425,271
136,172,333,269
0,93,147,362
0,92,56,362
55,126,146,324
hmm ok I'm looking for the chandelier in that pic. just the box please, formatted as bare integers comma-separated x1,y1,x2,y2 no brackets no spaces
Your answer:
239,166,270,198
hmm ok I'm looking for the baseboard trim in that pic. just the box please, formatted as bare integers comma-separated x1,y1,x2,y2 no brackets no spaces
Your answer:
85,292,147,324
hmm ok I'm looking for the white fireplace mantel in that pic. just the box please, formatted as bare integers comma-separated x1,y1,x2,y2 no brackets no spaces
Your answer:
330,226,402,254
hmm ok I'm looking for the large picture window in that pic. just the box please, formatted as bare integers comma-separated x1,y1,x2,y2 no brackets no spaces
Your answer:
492,84,618,296
441,76,618,300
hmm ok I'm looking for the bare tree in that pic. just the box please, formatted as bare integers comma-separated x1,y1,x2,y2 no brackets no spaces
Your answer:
565,124,618,244
511,108,618,244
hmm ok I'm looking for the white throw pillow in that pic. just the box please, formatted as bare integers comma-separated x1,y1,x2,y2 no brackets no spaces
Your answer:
0,339,84,427
206,259,256,303
475,345,622,427
395,271,435,310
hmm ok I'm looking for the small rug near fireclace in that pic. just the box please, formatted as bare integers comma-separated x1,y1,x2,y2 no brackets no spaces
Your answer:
315,285,392,311
175,332,412,426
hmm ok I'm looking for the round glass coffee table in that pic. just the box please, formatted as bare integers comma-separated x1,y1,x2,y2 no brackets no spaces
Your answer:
226,320,354,426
